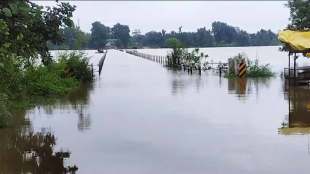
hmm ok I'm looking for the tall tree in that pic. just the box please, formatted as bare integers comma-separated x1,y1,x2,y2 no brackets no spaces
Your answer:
111,23,130,48
166,37,183,67
143,31,164,48
0,0,76,66
130,29,144,48
89,21,109,49
60,25,90,50
234,29,250,46
212,21,237,45
195,27,215,47
250,29,278,46
287,0,310,30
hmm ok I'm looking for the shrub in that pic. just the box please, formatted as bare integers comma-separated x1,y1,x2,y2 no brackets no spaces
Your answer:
24,66,78,96
225,53,274,78
0,52,25,98
166,38,208,69
246,59,274,77
22,51,93,96
58,51,93,82
0,51,92,98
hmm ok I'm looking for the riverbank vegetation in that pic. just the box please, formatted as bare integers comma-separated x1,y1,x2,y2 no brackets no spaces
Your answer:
50,20,279,50
286,0,310,30
0,1,93,127
0,51,93,126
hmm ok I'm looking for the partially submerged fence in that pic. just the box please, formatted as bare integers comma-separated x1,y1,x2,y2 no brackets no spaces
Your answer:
88,50,108,77
121,49,230,76
123,50,168,65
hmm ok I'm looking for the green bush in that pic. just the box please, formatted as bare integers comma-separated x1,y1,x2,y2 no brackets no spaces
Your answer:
58,52,93,82
246,59,274,77
0,52,25,98
166,38,208,68
24,66,78,96
23,51,93,96
0,51,93,98
0,51,94,128
225,53,274,78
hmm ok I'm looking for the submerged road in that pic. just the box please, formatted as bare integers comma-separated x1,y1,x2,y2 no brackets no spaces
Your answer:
20,49,310,174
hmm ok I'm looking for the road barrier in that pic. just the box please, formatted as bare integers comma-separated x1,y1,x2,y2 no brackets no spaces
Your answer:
238,61,247,78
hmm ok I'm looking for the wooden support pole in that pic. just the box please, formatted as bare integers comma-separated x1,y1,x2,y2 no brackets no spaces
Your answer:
288,53,291,79
294,53,296,84
91,64,94,77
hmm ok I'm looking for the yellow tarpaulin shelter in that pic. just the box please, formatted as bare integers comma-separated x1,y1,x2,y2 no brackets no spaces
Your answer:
278,30,310,56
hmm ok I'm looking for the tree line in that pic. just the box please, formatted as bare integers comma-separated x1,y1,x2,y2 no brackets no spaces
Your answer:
50,21,280,50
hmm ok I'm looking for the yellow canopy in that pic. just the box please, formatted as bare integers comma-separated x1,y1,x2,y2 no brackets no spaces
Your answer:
278,30,310,52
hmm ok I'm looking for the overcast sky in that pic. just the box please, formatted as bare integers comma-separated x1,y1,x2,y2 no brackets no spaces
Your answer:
35,1,290,34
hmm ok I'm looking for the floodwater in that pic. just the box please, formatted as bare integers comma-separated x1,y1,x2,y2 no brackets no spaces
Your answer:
1,46,310,174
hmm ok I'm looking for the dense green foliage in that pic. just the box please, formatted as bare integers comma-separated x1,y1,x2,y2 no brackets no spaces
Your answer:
166,38,184,67
0,0,76,66
49,25,90,50
280,0,310,52
58,52,93,82
246,59,274,77
111,23,131,48
1,52,91,98
0,1,93,127
24,64,77,96
0,52,92,127
89,21,110,49
287,0,310,30
0,0,85,97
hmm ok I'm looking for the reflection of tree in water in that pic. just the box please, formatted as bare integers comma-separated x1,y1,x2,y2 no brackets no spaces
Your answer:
68,83,92,131
36,83,93,131
0,85,93,173
169,70,202,95
227,78,272,99
0,112,78,173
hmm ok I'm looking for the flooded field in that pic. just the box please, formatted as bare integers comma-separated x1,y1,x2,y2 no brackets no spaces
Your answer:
1,47,310,174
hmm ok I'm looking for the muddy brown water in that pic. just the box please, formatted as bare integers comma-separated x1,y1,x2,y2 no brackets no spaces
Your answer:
1,48,310,174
